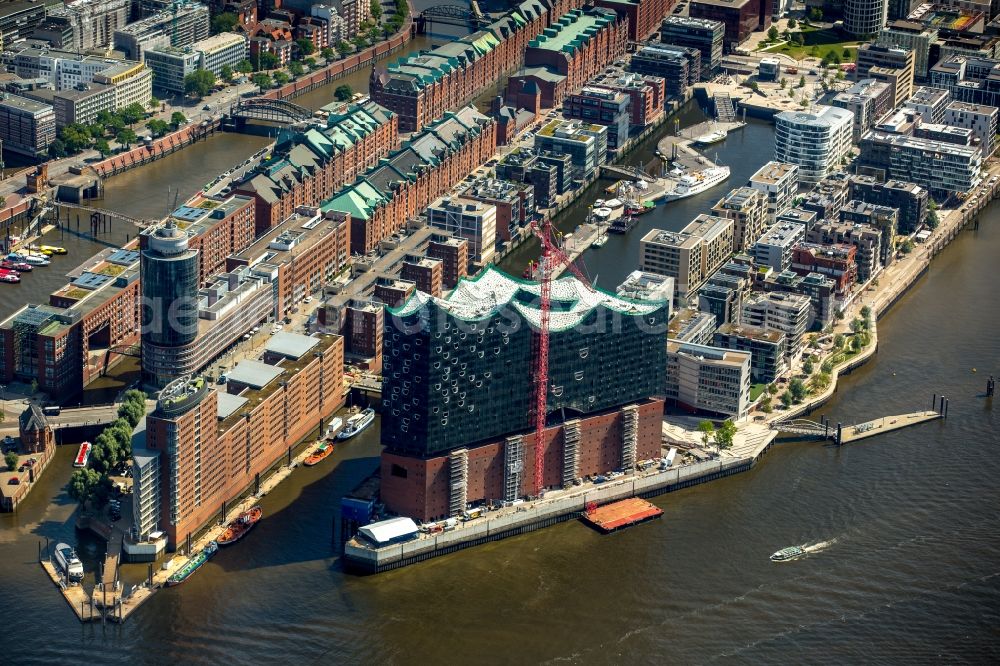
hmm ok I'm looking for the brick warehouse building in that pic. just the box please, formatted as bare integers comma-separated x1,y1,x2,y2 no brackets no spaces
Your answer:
505,7,629,110
595,0,675,41
378,267,669,521
232,101,397,235
133,333,345,549
370,0,585,132
321,106,497,255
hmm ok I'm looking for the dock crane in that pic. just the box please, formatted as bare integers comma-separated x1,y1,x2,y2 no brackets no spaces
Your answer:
528,216,594,496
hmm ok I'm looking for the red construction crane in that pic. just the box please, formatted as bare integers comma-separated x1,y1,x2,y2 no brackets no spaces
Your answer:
528,216,593,496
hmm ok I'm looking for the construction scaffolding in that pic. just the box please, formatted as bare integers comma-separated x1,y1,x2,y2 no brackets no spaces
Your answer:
448,448,468,517
503,435,523,503
621,405,638,474
562,420,580,488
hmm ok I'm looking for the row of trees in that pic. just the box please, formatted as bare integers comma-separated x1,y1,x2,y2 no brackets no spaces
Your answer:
49,101,156,158
697,419,737,450
67,390,146,509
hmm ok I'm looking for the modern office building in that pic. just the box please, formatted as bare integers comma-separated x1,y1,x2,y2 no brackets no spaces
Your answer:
710,187,769,252
4,46,152,111
379,267,669,520
858,131,982,195
113,1,211,60
587,69,667,128
844,0,889,38
659,15,725,77
761,269,836,329
640,216,736,301
774,106,854,184
617,270,675,314
668,307,717,345
849,175,928,233
628,43,700,95
0,93,55,157
193,32,248,78
459,177,535,244
133,333,345,549
144,47,201,94
902,86,950,122
856,42,915,107
46,83,114,128
665,340,750,420
688,0,770,49
533,120,608,182
945,100,998,156
426,197,498,265
42,0,130,51
752,220,806,272
0,0,54,46
741,291,812,360
140,223,201,389
682,214,735,281
832,79,894,142
713,324,787,383
563,86,631,150
747,161,799,221
878,20,936,78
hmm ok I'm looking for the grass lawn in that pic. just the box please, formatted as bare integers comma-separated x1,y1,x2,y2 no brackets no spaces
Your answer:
764,27,859,61
749,383,767,402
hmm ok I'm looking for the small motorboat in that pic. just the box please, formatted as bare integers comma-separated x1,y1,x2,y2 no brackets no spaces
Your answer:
337,408,375,440
304,441,334,466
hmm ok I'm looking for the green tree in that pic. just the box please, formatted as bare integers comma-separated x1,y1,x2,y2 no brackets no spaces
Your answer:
334,84,353,101
108,115,126,134
147,96,160,110
304,57,316,68
787,18,797,28
122,102,146,125
799,98,809,107
321,47,335,60
184,68,216,98
810,372,831,392
294,38,315,58
835,70,845,80
850,318,865,334
843,47,851,59
211,12,238,34
252,72,272,89
821,358,834,374
116,128,137,148
59,124,92,153
68,468,101,505
798,75,806,88
252,51,279,71
371,0,384,21
94,138,111,156
926,208,939,229
767,25,779,41
124,388,147,406
808,7,823,21
273,70,290,85
87,122,105,138
780,77,787,89
336,41,352,56
118,400,144,428
97,110,114,125
236,59,254,74
780,390,794,408
803,360,814,375
767,382,778,396
170,111,188,128
860,305,872,322
5,451,18,471
146,118,169,137
220,64,234,82
789,378,808,402
289,61,305,77
762,400,774,414
715,420,737,450
49,138,67,158
352,35,368,50
697,420,715,447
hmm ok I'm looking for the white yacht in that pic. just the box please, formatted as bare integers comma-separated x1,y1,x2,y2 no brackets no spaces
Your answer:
661,166,730,202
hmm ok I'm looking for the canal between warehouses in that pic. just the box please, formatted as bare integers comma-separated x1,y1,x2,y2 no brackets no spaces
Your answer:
1,11,998,661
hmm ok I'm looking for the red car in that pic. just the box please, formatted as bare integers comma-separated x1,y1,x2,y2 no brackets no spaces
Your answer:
0,269,20,283
0,260,31,272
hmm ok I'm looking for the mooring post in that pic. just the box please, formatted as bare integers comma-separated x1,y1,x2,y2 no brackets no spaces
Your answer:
944,399,949,418
939,395,945,414
837,422,843,445
932,393,937,410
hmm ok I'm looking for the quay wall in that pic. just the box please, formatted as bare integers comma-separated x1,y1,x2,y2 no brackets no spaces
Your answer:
345,441,774,573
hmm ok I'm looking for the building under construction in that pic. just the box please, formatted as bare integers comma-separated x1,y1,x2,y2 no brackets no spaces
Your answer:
379,266,669,521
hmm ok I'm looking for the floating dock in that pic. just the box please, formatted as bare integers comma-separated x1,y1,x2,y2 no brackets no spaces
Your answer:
838,411,942,444
39,560,100,622
581,498,663,534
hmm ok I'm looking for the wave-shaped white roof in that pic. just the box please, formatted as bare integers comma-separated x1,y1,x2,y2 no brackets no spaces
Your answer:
393,266,664,331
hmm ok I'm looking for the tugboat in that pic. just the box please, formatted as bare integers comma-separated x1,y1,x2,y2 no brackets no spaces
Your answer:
54,543,84,583
217,506,263,546
770,545,806,562
304,441,334,466
166,541,218,586
337,408,375,440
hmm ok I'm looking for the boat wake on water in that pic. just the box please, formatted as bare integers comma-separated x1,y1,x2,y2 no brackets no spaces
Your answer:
801,539,837,554
771,538,838,562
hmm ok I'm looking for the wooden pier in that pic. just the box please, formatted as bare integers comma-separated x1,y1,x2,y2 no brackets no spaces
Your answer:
39,559,100,622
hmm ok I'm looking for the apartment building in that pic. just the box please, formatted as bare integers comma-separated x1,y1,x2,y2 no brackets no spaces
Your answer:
666,341,751,420
660,15,725,77
945,100,998,156
533,120,608,182
426,197,498,265
832,79,894,142
113,1,210,60
858,131,982,195
741,291,813,360
713,324,787,383
0,93,55,157
752,220,806,272
747,161,799,221
563,87,631,150
774,106,854,184
711,187,769,252
849,175,928,233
